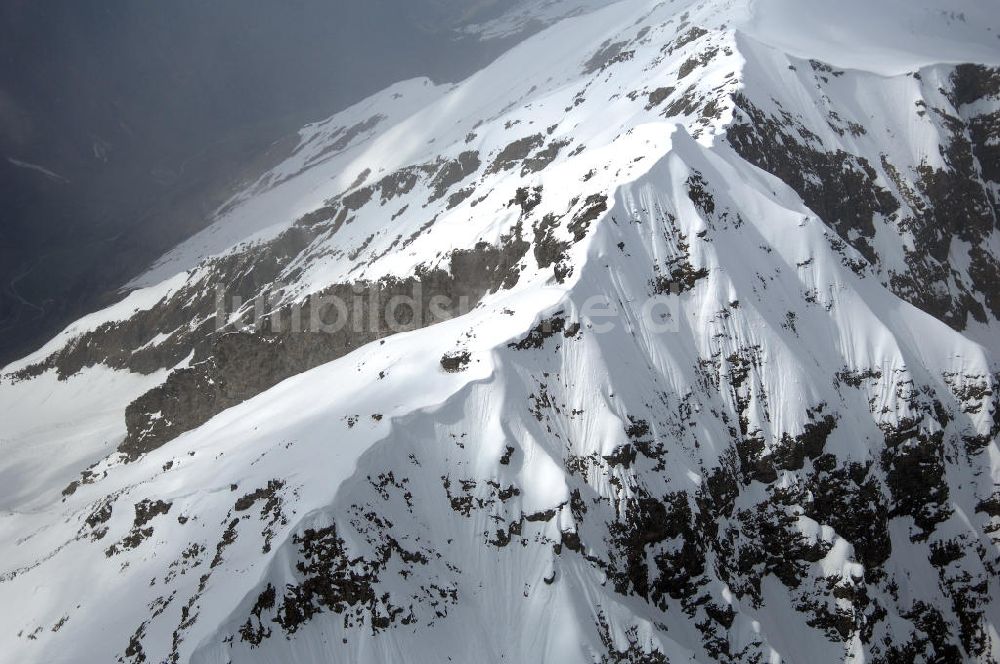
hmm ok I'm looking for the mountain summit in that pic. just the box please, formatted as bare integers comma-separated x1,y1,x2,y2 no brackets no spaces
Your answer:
2,1,999,662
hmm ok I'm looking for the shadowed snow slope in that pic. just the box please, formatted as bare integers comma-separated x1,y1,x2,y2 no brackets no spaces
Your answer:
2,1,1000,662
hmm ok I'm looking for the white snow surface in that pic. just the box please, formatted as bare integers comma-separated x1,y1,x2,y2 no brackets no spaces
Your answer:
1,0,1000,662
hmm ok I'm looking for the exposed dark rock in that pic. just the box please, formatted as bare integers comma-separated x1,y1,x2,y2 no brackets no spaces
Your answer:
645,87,675,110
606,491,706,607
678,47,718,80
880,419,951,540
603,444,637,469
728,64,1000,330
84,499,114,541
665,26,708,56
508,315,573,350
532,213,568,278
523,140,571,175
728,95,893,266
238,584,276,647
272,524,379,634
837,368,883,388
487,134,545,174
429,151,481,202
772,410,837,471
119,237,528,458
583,40,634,74
440,351,471,373
804,455,891,569
567,194,608,241
509,186,543,216
9,225,321,384
106,500,173,556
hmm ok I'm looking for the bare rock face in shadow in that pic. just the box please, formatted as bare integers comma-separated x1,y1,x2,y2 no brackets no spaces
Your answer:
728,65,1000,331
119,235,529,459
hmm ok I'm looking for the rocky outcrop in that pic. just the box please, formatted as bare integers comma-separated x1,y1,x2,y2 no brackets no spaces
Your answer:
728,65,1000,331
120,237,529,458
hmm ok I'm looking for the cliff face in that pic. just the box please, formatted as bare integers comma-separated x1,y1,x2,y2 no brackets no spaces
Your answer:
1,1,999,663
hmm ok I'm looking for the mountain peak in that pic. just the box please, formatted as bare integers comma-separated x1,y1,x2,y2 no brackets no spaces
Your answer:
1,2,999,662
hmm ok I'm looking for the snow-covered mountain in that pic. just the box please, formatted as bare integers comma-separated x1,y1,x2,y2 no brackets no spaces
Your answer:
2,0,1000,662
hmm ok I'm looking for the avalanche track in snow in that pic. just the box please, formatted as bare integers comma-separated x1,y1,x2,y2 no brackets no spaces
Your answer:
2,1,1000,662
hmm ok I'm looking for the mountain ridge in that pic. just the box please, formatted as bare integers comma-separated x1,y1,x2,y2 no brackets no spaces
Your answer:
1,1,999,662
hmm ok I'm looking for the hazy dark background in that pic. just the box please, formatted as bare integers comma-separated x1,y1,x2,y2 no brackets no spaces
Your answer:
0,0,517,366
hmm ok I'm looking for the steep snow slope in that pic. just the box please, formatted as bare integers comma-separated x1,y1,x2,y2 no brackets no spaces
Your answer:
2,1,1000,663
743,0,1000,75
